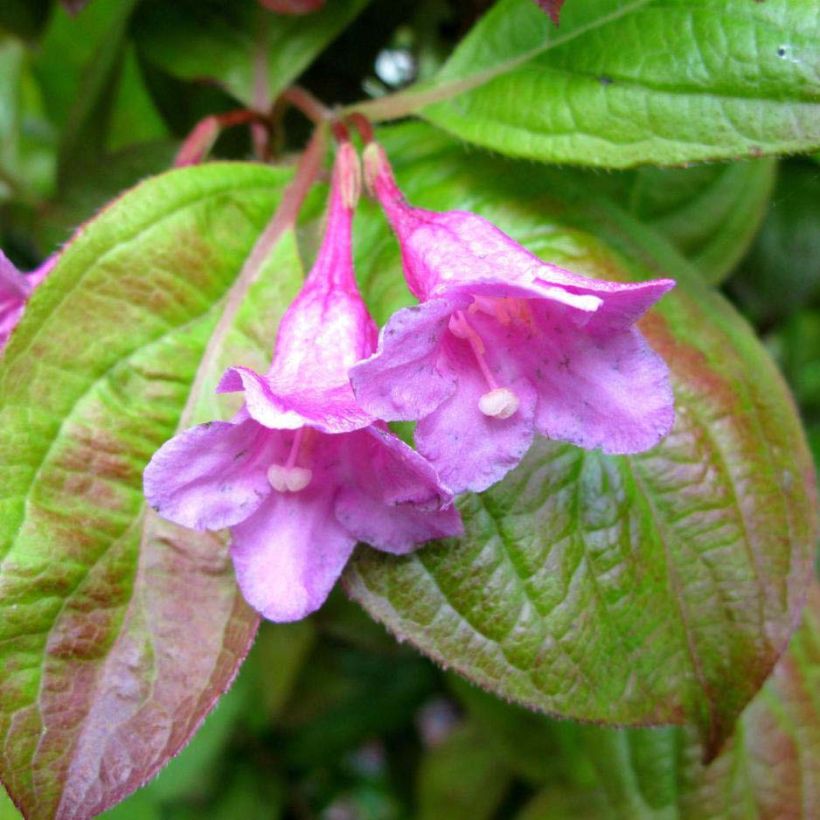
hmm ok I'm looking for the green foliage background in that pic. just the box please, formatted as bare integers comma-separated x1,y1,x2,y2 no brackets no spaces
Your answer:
0,0,818,817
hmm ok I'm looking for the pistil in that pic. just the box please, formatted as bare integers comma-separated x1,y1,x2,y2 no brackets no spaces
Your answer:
448,311,519,420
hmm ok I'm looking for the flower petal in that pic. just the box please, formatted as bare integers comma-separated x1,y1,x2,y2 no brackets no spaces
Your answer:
218,365,372,433
143,419,279,530
414,335,537,494
334,426,463,554
350,297,464,421
515,310,675,454
230,488,355,622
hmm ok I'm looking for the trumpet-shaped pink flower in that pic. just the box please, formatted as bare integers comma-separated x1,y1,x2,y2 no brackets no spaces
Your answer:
144,143,462,622
350,143,676,494
0,252,56,351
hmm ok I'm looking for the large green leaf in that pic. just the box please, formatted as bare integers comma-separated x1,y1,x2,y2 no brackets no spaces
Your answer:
499,585,820,818
0,162,305,818
412,0,820,167
344,123,817,754
133,0,371,106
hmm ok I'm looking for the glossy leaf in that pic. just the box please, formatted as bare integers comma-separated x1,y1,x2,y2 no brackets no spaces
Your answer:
0,162,305,818
344,123,817,754
420,0,820,167
133,0,371,106
511,585,820,818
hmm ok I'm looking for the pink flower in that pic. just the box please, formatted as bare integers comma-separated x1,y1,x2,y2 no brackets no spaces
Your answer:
0,252,56,352
350,143,676,494
144,143,462,622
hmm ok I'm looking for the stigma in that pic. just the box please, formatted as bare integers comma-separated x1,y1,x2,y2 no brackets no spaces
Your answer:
268,427,313,493
268,464,313,493
478,387,519,419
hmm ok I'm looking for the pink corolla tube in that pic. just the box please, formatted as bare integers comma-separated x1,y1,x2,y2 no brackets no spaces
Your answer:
350,142,676,494
144,143,462,623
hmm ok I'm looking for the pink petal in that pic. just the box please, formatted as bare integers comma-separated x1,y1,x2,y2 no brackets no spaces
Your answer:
230,488,355,622
414,334,538,494
218,365,372,433
334,426,464,553
516,312,675,454
143,419,280,530
350,298,462,421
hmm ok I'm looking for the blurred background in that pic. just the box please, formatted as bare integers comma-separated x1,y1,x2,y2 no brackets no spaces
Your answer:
1,1,818,817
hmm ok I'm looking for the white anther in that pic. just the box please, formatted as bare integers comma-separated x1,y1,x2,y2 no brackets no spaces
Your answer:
268,465,313,493
478,387,520,420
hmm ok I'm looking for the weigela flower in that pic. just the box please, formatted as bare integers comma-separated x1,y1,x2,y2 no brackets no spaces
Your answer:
0,252,55,352
350,143,676,494
144,143,462,622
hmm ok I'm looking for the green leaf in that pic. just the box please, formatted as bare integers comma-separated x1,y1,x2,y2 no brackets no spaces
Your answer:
595,159,776,284
512,585,820,819
0,161,305,818
417,0,820,167
344,123,817,754
730,159,820,325
0,36,57,202
416,721,512,820
133,0,371,106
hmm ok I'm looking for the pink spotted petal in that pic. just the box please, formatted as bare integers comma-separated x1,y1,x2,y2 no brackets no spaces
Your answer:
143,419,279,530
231,488,356,622
334,426,463,553
414,335,538,494
350,297,463,421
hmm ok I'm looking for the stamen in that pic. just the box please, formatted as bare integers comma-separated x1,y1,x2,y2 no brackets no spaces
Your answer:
268,428,313,493
448,310,520,420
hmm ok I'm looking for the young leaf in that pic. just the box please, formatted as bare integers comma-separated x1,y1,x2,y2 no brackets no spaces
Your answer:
133,0,371,107
417,0,820,167
344,123,817,755
0,162,304,818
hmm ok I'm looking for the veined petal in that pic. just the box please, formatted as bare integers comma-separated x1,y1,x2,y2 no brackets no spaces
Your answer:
514,312,675,454
231,488,355,622
414,335,537,494
334,426,464,553
350,297,463,422
143,419,279,530
218,365,373,433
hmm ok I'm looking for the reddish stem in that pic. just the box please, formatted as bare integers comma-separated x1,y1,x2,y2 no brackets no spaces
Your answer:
280,86,332,125
345,112,374,143
175,109,272,167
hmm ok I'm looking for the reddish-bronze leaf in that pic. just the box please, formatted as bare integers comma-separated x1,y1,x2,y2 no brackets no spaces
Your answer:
0,163,302,818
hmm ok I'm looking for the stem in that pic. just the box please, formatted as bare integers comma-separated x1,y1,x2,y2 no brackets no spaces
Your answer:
175,110,273,167
280,86,333,125
178,125,328,428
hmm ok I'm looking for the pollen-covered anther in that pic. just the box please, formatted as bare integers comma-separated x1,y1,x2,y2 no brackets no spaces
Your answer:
268,464,313,493
478,387,520,419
